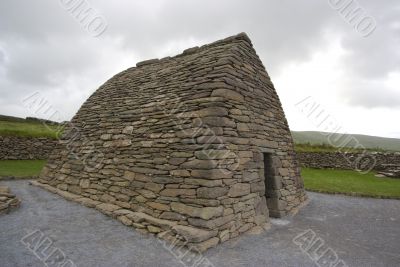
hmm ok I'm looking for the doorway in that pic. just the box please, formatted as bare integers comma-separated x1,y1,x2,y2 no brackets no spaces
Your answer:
263,152,280,217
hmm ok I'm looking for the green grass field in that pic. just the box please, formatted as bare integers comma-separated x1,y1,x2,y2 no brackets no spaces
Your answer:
0,160,47,177
302,168,400,198
0,120,62,139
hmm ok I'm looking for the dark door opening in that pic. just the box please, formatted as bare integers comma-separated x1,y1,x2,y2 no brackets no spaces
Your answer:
263,152,280,217
263,153,274,199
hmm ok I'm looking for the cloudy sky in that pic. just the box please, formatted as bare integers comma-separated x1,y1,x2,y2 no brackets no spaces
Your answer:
0,0,399,138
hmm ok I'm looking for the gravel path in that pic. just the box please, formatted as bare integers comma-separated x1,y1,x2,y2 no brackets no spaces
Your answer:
0,180,399,267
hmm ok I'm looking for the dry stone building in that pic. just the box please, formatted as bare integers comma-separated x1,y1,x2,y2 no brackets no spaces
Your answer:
38,33,306,251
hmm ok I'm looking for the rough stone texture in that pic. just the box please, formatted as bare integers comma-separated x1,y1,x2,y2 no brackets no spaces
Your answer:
0,185,20,214
0,136,57,160
38,33,306,250
297,152,400,173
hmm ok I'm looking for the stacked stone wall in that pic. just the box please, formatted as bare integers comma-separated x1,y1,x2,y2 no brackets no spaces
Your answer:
297,152,400,171
0,136,57,160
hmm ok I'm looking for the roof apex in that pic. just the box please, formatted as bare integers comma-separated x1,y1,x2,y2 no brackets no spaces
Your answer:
135,32,253,67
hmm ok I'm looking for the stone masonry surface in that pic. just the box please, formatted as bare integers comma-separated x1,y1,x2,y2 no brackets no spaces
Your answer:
38,33,307,250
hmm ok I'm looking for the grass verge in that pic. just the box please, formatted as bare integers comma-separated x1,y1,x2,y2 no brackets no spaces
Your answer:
302,167,400,199
0,160,46,177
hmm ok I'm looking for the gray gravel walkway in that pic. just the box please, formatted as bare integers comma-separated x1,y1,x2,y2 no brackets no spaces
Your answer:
0,180,399,267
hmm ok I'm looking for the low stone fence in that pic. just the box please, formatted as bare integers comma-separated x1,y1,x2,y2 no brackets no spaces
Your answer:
0,136,58,160
297,152,400,172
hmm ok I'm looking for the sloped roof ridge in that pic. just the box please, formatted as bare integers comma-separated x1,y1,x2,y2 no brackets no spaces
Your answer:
135,32,252,68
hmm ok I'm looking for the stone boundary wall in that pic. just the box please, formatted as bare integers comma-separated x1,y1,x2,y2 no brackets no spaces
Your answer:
297,152,400,171
0,136,58,160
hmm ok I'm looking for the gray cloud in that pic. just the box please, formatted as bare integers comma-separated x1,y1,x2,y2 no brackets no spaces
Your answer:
340,1,400,78
341,78,400,108
0,48,5,64
2,37,101,86
0,0,399,124
103,0,336,72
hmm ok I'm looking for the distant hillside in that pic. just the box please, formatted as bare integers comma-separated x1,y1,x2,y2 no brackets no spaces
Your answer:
292,131,400,152
0,115,62,139
0,114,60,125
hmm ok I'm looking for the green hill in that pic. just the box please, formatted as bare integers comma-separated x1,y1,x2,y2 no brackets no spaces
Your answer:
292,131,400,152
0,115,62,139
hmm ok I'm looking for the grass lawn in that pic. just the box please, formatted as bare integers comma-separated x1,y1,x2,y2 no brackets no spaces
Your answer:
302,167,400,199
0,160,47,177
0,120,62,139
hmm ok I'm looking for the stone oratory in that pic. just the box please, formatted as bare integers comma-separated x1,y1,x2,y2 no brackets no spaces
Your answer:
37,33,307,251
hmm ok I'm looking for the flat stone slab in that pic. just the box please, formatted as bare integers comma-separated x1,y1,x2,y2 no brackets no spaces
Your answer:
0,185,20,214
1,180,399,267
